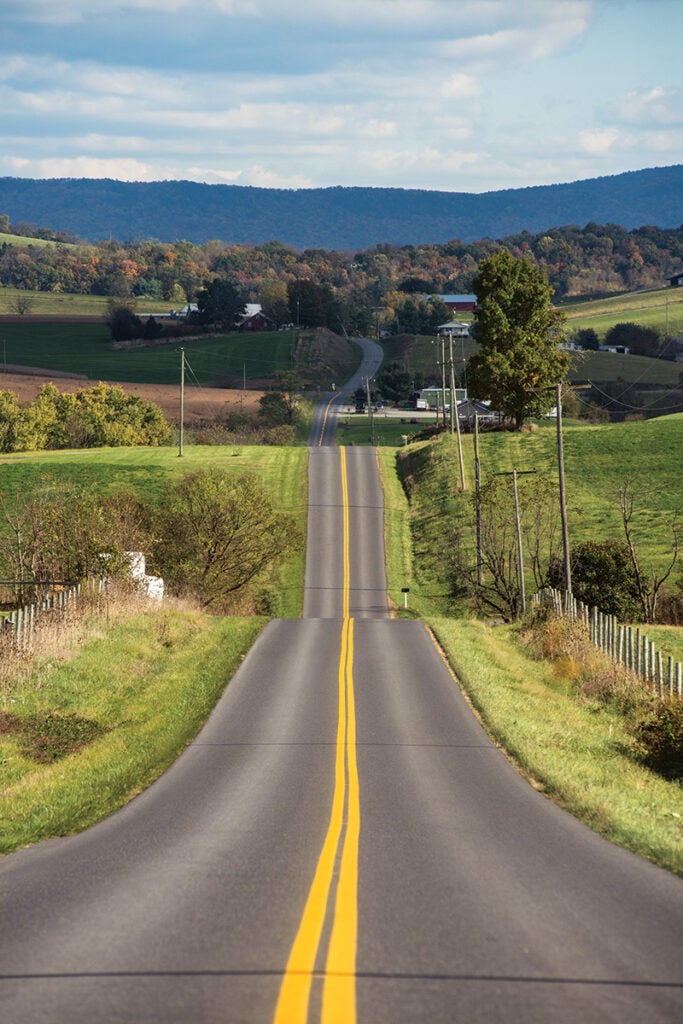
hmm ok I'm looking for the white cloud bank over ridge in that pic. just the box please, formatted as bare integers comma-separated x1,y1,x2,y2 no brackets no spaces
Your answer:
1,0,682,192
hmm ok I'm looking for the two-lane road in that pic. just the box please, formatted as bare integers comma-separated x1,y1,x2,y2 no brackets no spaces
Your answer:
1,377,682,1022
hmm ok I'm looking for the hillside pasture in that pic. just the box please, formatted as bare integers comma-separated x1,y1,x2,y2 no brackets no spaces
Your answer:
388,415,683,616
561,286,683,339
0,320,297,385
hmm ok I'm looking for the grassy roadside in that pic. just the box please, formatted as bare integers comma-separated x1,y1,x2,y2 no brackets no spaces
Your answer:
0,443,308,856
428,618,683,875
0,605,264,854
378,433,683,875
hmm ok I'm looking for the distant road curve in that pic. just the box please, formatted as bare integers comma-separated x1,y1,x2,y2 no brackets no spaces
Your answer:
307,336,383,447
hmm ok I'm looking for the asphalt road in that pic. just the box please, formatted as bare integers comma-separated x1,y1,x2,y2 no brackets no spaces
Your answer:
1,352,682,1022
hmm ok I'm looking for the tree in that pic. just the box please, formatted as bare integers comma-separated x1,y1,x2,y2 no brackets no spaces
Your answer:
445,475,561,620
152,469,300,609
107,302,144,342
287,279,338,329
375,361,412,403
548,540,640,619
9,292,34,316
572,327,600,350
605,322,661,357
260,281,291,326
258,371,302,427
196,278,246,329
620,477,680,623
467,251,569,428
0,480,151,595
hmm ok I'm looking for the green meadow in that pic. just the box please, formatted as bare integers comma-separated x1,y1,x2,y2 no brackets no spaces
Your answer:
0,320,297,385
561,285,683,338
378,414,683,617
0,444,308,619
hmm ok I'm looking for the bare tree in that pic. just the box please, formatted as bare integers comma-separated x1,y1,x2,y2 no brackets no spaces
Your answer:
619,476,680,623
448,475,561,620
9,292,34,317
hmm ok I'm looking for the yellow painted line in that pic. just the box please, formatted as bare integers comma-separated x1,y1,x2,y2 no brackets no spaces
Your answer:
273,618,349,1023
322,616,360,1024
340,447,350,620
317,394,339,447
274,448,360,1024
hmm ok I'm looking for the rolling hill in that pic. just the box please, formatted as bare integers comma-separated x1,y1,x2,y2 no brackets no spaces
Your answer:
0,165,682,250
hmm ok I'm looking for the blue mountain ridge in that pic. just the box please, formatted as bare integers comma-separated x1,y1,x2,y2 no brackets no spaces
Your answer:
0,165,681,250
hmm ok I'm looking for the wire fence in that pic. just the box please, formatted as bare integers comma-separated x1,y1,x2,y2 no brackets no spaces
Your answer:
532,587,682,700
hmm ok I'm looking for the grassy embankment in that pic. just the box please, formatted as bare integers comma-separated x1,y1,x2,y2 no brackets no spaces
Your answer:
0,444,307,854
377,417,683,874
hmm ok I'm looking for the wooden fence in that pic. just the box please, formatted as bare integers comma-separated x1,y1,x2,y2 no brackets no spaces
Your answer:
532,587,682,700
0,579,112,653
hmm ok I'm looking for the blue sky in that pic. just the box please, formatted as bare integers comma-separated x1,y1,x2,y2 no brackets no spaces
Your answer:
1,0,681,192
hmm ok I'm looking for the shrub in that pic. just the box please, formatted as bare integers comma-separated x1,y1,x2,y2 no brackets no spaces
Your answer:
631,698,683,779
548,539,640,620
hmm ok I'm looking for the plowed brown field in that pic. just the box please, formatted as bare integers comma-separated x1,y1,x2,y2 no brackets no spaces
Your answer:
0,370,263,424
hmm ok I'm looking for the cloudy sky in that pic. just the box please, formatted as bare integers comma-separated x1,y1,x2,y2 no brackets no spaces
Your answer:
1,0,681,193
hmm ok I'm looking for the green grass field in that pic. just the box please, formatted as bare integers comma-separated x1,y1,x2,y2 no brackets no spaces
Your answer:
385,287,683,388
0,444,308,618
0,232,78,251
377,415,683,619
560,286,683,338
0,320,298,385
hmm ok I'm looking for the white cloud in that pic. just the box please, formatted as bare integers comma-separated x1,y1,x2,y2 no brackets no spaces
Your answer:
441,73,482,100
2,1,682,194
611,86,683,127
577,128,620,155
0,155,162,180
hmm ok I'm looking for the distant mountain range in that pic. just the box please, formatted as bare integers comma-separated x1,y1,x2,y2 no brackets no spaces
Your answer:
0,166,681,251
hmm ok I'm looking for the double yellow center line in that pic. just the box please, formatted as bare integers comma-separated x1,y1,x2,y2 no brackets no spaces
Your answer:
274,447,360,1024
317,394,339,447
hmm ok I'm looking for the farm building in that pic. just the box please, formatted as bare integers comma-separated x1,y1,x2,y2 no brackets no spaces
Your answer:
438,294,477,313
238,304,275,331
436,321,470,337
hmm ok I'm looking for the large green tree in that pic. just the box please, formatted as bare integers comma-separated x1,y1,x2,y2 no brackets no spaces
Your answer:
153,469,300,610
467,251,569,428
196,277,246,329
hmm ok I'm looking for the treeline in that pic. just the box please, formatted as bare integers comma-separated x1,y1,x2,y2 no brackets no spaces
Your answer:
0,382,170,453
2,218,683,322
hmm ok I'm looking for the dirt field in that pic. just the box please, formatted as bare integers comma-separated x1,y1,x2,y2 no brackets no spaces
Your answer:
0,369,264,424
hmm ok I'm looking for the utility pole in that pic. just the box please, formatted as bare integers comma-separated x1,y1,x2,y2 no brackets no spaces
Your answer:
178,347,185,458
496,468,536,617
474,414,483,584
438,338,447,427
525,379,589,594
512,469,526,615
555,382,571,594
365,376,375,445
449,331,467,491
